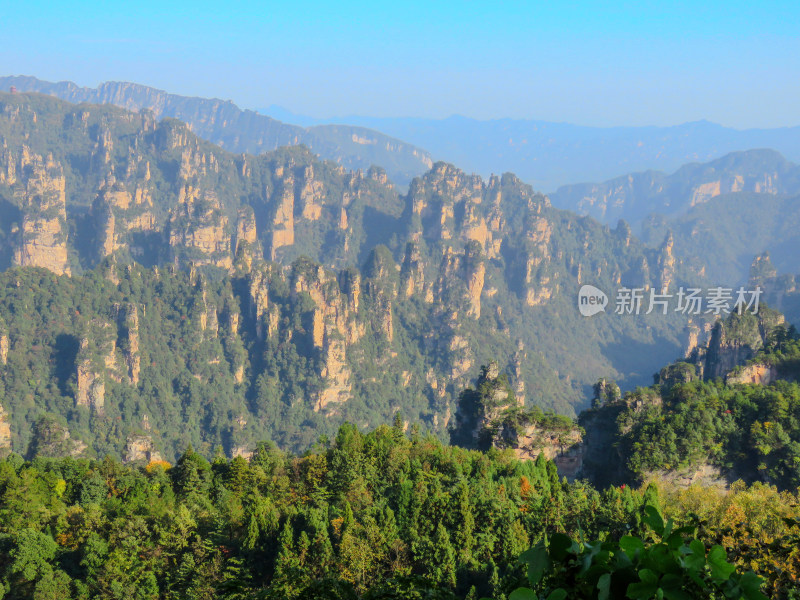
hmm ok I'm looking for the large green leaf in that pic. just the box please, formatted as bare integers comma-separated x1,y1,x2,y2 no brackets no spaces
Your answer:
597,572,611,600
519,545,549,586
707,546,735,581
509,588,537,600
548,533,575,561
643,506,665,537
626,580,659,600
619,535,645,558
682,539,705,572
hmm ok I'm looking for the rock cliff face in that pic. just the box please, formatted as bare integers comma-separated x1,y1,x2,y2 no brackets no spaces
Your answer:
726,363,779,386
510,426,584,480
11,150,70,275
26,417,86,459
123,434,162,463
75,319,119,414
0,332,8,365
0,92,410,274
270,170,296,258
452,362,584,478
169,188,232,269
113,303,141,384
578,388,665,487
747,253,800,326
690,309,785,380
291,260,359,411
405,164,522,259
655,232,675,293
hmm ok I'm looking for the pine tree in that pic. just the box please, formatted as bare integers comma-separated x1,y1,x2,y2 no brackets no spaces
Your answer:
431,522,457,588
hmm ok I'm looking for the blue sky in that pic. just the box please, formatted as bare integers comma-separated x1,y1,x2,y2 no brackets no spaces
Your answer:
1,0,798,127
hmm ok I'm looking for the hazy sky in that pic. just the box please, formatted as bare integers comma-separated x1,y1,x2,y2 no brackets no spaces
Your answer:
2,0,799,128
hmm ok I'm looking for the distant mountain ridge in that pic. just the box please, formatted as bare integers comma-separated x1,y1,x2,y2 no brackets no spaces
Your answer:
272,110,800,192
550,149,800,227
545,149,800,286
638,191,800,286
0,75,433,186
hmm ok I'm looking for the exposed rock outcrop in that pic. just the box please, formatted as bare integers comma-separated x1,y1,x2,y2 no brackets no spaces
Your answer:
168,187,232,269
511,426,584,480
452,362,583,478
694,309,784,380
270,170,295,259
0,331,8,365
113,303,141,384
0,403,11,454
74,319,120,414
13,151,70,275
123,434,162,463
26,416,86,459
726,363,779,386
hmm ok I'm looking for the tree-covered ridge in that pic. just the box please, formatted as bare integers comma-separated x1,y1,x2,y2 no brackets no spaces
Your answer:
0,423,794,599
640,191,800,286
581,314,800,491
551,149,800,229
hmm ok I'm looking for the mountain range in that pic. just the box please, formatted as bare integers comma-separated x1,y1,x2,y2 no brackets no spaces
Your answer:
1,83,799,467
549,149,800,285
265,107,800,192
550,149,800,227
0,89,698,460
6,76,800,198
0,76,433,187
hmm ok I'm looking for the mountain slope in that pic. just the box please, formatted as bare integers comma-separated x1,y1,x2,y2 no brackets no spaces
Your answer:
0,76,433,186
580,308,800,491
0,91,706,461
549,149,800,228
638,192,800,285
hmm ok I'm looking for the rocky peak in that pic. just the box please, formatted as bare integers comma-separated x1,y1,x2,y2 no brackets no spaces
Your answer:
75,319,119,414
12,149,70,275
234,205,260,270
656,231,675,293
168,188,232,269
400,242,427,299
692,309,785,380
270,170,295,259
112,302,141,384
452,363,583,478
26,416,86,460
748,252,778,286
123,433,162,464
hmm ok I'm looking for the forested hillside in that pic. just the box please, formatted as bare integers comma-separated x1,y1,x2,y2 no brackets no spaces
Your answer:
0,424,794,599
0,91,708,461
581,309,800,491
639,193,800,285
